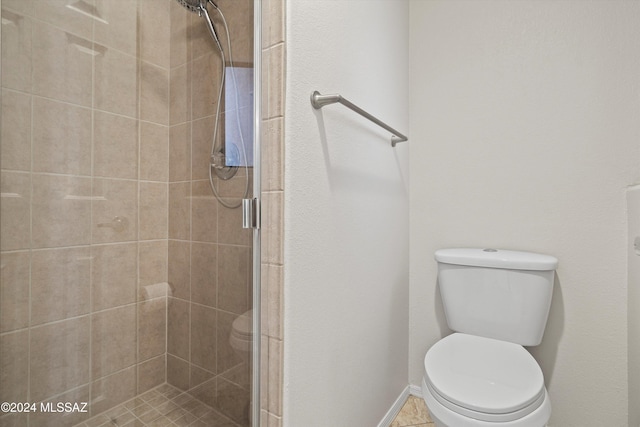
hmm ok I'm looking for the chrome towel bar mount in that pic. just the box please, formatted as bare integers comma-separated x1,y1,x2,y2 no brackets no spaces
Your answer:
310,91,408,147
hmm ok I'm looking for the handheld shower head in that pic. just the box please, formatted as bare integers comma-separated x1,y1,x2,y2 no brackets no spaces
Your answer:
175,0,204,14
175,0,248,204
175,0,224,53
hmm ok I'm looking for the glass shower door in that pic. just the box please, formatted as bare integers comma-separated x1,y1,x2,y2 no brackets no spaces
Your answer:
0,0,257,425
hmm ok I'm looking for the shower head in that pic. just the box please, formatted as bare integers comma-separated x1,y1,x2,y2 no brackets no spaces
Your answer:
175,0,224,53
176,0,205,14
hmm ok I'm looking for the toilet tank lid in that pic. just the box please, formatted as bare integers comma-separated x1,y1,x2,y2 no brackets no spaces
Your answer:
435,248,558,271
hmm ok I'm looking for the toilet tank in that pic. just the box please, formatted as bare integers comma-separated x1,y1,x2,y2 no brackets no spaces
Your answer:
435,248,558,346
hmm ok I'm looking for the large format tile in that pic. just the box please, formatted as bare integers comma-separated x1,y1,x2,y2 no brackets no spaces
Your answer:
1,89,31,171
32,22,92,107
139,240,169,301
92,178,138,244
191,180,218,243
189,367,217,409
0,172,30,251
190,304,216,373
32,97,92,176
31,247,91,325
191,53,221,120
32,174,92,249
190,116,215,181
140,122,169,182
90,366,137,416
0,251,30,332
169,182,190,240
33,0,94,40
138,298,167,361
167,354,190,391
218,198,252,246
140,182,169,240
138,354,166,394
0,329,29,403
140,61,169,125
1,9,32,92
170,63,191,126
168,240,190,300
91,243,137,311
170,0,191,69
30,317,90,402
188,4,217,62
223,0,254,62
91,305,137,379
93,111,139,179
215,168,253,199
138,0,170,68
167,297,190,361
94,0,138,57
169,123,192,182
190,242,217,308
218,245,250,314
94,47,138,118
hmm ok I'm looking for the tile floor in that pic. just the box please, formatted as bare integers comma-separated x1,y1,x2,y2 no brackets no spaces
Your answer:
76,386,428,427
73,384,243,427
390,395,434,427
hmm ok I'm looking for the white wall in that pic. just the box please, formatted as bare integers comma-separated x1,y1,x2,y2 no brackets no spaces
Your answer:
409,1,640,426
284,1,410,426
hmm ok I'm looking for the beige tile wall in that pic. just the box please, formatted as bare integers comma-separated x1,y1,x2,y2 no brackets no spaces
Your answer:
260,0,285,426
0,0,273,425
166,1,254,426
0,1,171,425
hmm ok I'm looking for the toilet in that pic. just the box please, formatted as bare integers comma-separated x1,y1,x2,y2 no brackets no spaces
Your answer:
229,309,253,364
229,309,254,424
422,248,558,427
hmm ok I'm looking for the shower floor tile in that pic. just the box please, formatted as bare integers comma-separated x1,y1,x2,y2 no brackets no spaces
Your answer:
77,388,430,427
74,384,242,427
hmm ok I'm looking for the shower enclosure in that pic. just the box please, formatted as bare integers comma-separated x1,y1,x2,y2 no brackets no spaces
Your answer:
0,0,259,425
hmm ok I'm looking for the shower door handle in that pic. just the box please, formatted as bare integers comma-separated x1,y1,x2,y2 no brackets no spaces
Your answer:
242,198,260,229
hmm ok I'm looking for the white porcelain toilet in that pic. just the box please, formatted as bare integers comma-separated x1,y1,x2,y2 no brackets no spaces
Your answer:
422,248,558,427
229,309,254,424
229,309,253,364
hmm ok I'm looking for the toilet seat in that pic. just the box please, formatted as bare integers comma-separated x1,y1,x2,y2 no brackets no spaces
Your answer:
424,333,545,422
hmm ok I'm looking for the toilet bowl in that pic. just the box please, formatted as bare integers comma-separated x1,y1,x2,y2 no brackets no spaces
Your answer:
229,309,253,364
229,310,254,424
423,248,558,427
422,333,551,427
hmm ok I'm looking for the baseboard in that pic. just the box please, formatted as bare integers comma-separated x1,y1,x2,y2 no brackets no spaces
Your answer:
408,383,422,398
378,386,410,427
377,386,411,427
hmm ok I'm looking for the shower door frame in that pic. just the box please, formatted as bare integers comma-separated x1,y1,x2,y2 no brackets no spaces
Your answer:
251,0,262,425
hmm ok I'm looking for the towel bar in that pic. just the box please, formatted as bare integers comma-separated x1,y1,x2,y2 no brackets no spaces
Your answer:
310,91,408,147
